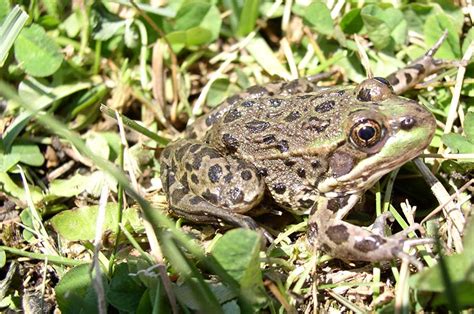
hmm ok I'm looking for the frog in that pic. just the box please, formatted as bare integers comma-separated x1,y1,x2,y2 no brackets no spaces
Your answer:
159,34,452,262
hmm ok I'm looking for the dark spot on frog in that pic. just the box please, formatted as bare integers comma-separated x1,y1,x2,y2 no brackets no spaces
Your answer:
357,87,372,102
262,134,277,144
308,222,318,239
273,183,286,194
175,143,193,160
337,89,346,96
296,168,306,178
245,120,270,132
236,160,247,171
223,172,233,183
247,85,269,97
229,188,244,204
269,98,282,107
327,196,350,212
241,170,253,181
321,243,332,253
311,160,321,169
277,140,289,153
192,147,221,170
257,168,268,176
188,131,198,139
284,111,301,122
224,108,242,123
400,117,416,130
185,163,193,171
284,160,296,167
298,199,314,208
315,100,336,113
206,113,220,126
303,117,330,133
202,189,219,204
354,235,387,252
282,80,300,94
179,174,188,187
208,164,223,183
227,94,242,105
161,148,171,159
404,73,413,84
222,133,240,152
326,225,350,244
189,196,202,205
329,151,355,177
241,100,255,107
190,174,199,184
408,63,425,74
189,144,200,153
388,76,400,86
171,188,188,204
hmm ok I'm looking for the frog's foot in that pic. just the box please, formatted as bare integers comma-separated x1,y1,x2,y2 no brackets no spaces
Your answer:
160,139,268,234
387,30,461,94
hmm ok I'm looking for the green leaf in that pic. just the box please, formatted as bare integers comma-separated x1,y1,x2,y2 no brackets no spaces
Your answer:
170,2,221,47
10,143,44,167
424,13,461,59
237,0,260,37
212,229,267,310
50,204,139,241
0,172,43,204
463,111,474,141
340,8,363,34
55,264,107,314
106,263,146,312
0,5,28,67
442,134,474,154
48,173,90,198
361,5,406,50
0,0,11,21
303,2,334,36
14,24,63,77
0,154,21,172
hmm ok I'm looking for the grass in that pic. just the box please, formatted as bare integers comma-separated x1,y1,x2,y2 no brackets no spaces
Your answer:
0,0,473,312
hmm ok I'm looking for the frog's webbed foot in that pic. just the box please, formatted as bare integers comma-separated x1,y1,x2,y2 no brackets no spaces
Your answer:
308,199,432,267
386,30,461,95
160,139,270,237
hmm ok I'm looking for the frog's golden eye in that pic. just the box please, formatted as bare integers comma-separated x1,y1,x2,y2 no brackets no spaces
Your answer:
350,119,382,148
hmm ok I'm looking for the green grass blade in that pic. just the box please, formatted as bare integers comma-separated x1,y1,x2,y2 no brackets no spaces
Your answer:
237,0,260,36
0,5,28,67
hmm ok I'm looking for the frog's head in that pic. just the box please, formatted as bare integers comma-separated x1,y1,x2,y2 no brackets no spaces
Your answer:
319,77,436,196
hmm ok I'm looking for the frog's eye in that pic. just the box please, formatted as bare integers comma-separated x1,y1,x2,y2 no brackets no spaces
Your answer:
350,119,382,148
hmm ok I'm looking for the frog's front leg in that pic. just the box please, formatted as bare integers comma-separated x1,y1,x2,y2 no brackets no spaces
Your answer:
308,196,429,262
160,139,265,230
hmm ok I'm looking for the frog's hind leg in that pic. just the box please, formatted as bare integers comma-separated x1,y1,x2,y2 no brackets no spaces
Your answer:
387,31,461,94
160,139,266,231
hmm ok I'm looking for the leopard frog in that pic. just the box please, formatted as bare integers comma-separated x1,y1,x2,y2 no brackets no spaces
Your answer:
160,36,451,262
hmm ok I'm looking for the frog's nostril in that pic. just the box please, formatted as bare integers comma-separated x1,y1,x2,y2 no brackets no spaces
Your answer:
400,117,416,130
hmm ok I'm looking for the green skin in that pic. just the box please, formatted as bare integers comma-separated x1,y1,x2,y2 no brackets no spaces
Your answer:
160,39,450,262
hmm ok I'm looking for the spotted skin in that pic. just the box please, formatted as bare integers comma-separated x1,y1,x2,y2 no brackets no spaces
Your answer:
160,36,452,263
